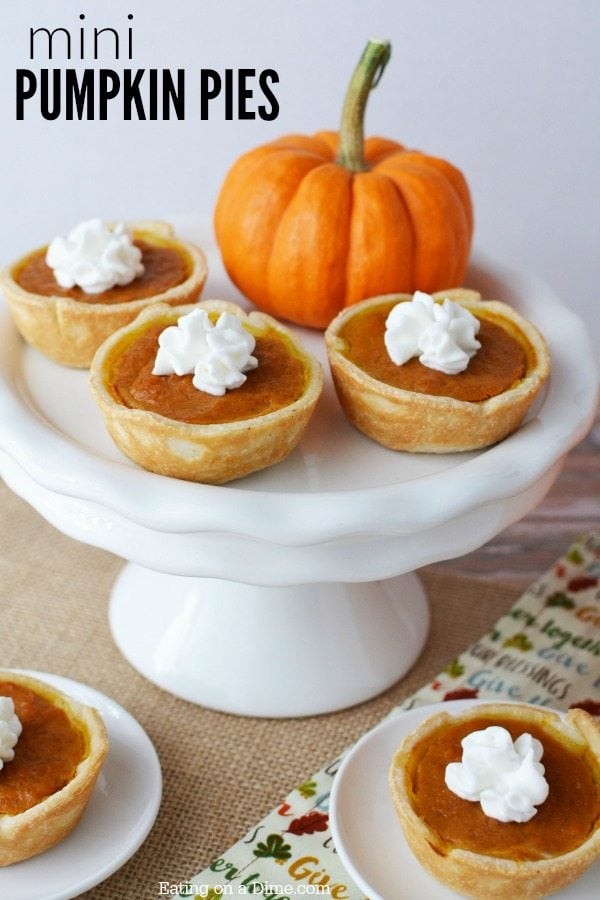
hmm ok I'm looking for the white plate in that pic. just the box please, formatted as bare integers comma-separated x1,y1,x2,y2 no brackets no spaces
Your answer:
0,670,162,900
330,700,600,899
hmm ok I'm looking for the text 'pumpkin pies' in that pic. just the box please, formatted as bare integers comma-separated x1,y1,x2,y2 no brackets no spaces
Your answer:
0,670,108,866
90,300,323,484
389,703,600,899
0,219,207,368
325,289,550,452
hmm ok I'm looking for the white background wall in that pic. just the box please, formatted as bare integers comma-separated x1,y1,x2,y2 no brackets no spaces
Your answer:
1,0,599,345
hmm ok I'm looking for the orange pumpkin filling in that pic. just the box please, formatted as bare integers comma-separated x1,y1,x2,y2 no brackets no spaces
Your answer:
406,715,600,861
107,320,307,425
0,681,86,816
14,240,191,305
338,301,529,402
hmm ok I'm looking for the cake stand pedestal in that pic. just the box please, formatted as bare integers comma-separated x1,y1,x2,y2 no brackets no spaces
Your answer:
109,567,428,716
0,225,597,716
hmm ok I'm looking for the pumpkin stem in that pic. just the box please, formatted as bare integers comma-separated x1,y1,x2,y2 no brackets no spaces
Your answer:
337,38,392,172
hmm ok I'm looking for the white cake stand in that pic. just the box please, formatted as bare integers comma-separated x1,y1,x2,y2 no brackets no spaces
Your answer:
0,224,597,716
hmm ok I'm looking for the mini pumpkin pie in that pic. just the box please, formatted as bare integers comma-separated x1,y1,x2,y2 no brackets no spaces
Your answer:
0,670,108,866
89,299,323,484
389,703,600,899
0,219,208,368
325,288,550,452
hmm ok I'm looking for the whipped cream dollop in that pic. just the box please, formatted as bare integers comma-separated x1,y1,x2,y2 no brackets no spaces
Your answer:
153,308,258,396
384,291,481,375
445,725,549,823
0,697,22,770
46,219,144,294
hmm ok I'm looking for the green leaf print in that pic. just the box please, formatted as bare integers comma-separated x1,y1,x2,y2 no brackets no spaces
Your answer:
296,779,317,798
444,659,465,678
545,591,575,609
503,633,534,651
566,548,584,565
253,833,292,861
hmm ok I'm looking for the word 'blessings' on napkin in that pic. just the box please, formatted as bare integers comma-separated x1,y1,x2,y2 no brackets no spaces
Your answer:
175,533,600,900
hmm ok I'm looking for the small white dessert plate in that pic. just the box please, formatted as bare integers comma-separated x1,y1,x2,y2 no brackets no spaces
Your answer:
0,669,162,900
330,699,600,899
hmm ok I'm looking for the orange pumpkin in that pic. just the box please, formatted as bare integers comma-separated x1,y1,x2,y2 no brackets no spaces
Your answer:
214,39,473,329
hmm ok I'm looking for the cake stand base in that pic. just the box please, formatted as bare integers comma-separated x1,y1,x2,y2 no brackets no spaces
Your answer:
108,564,430,717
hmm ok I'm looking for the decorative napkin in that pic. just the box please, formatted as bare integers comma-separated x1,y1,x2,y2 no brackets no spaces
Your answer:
175,533,600,899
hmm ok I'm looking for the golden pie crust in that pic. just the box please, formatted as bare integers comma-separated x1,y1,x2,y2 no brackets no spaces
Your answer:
325,289,551,452
0,220,208,368
89,300,323,484
389,703,600,899
0,670,109,866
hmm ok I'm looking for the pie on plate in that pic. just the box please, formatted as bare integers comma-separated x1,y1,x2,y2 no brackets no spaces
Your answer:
0,670,109,866
89,299,323,484
0,220,207,368
324,289,550,452
389,702,600,899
